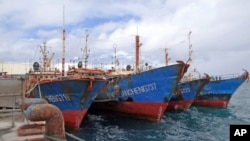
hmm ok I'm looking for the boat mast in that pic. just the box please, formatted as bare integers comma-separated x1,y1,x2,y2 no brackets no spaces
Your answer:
135,29,141,73
61,5,66,76
40,42,47,71
188,31,192,67
83,30,89,69
113,44,117,70
165,48,170,66
40,42,54,71
187,31,193,79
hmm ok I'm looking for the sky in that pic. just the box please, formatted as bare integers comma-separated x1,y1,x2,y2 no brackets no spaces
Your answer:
0,0,249,76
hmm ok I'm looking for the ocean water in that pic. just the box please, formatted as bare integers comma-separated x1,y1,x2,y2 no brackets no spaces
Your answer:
68,81,250,141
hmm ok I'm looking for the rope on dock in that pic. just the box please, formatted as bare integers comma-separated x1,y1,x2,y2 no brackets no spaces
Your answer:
44,132,85,141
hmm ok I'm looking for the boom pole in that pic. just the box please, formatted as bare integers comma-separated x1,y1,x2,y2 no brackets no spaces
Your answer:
62,5,66,76
84,30,89,69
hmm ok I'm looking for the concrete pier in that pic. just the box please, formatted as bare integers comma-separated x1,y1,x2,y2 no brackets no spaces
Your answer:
1,122,45,141
0,114,45,141
1,103,66,141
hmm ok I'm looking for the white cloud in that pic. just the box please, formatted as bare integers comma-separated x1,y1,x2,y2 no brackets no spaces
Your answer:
0,0,250,76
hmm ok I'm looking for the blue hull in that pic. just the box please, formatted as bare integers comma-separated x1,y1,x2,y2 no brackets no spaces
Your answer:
98,63,186,103
166,78,210,111
90,62,187,122
193,76,247,108
33,79,106,110
172,78,210,101
31,79,107,129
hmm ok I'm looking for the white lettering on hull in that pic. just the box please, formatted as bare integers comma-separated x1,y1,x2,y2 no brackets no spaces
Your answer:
202,86,213,94
180,87,191,94
45,94,71,103
121,83,157,97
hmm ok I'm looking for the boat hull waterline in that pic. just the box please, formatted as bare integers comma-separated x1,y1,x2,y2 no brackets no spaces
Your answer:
91,101,167,122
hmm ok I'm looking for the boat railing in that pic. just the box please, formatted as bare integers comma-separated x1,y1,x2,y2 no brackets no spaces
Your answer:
209,73,241,81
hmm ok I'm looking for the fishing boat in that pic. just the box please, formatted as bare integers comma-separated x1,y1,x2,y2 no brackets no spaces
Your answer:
166,31,210,111
26,37,107,130
89,34,188,122
166,76,210,111
192,70,249,108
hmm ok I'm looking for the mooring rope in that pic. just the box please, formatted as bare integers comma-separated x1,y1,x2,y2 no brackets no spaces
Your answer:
25,82,38,96
37,81,42,98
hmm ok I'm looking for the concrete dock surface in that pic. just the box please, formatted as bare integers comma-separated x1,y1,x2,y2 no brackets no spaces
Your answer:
0,114,45,141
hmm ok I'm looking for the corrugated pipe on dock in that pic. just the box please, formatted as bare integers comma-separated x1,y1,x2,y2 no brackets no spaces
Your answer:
19,98,66,141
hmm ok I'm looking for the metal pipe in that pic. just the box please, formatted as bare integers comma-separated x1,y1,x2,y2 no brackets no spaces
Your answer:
25,104,66,140
21,98,47,110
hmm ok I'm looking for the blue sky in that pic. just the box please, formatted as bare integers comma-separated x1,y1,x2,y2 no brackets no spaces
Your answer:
0,0,250,75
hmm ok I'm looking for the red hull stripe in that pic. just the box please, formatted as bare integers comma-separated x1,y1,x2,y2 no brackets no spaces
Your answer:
166,100,193,111
91,102,167,122
62,110,87,130
192,100,229,108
